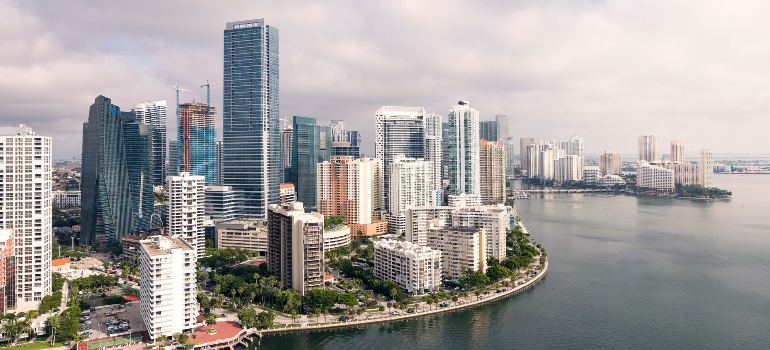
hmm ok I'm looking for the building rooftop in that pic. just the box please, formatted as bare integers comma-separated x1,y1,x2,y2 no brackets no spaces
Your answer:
140,235,194,256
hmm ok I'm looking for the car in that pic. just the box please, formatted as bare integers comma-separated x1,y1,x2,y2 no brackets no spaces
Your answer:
338,316,350,322
366,314,373,319
105,312,115,316
391,311,401,316
407,308,416,314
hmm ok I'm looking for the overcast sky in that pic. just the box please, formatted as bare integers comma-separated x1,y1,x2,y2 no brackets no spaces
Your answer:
2,0,769,159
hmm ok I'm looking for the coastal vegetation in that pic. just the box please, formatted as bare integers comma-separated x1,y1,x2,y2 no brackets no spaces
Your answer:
674,183,731,199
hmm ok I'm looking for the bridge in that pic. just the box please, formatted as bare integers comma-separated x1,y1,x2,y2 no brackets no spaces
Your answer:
514,188,619,194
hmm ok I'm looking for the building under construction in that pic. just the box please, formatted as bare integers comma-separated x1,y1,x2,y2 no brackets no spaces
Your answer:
178,101,217,185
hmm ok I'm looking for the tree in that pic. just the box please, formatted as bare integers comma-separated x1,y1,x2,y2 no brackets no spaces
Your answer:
206,315,217,331
426,297,434,311
461,269,490,288
306,289,339,311
486,265,512,281
173,332,190,345
338,292,358,308
452,295,459,306
45,314,61,346
256,311,275,329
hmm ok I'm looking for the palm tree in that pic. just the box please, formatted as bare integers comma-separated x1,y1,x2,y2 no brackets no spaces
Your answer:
451,295,459,306
46,314,60,346
426,297,433,311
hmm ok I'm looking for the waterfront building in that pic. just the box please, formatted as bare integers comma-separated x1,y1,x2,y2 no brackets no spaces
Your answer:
637,161,674,192
447,193,482,207
660,162,700,186
53,190,81,208
527,141,562,181
555,155,583,182
0,229,15,313
267,202,324,295
448,101,480,196
502,137,516,178
317,156,385,235
479,121,498,143
424,114,443,206
638,134,657,162
133,101,167,185
204,185,237,222
374,239,442,294
280,126,292,183
451,206,509,261
700,149,714,187
375,106,426,212
138,235,197,340
670,140,685,163
479,139,506,203
388,155,435,235
323,225,351,251
178,101,217,185
598,151,622,176
426,224,485,281
519,137,535,177
496,114,509,141
583,166,602,184
222,18,280,218
168,172,205,257
290,116,331,211
215,220,267,258
567,135,584,159
280,183,296,204
405,207,455,246
598,175,626,187
168,139,179,178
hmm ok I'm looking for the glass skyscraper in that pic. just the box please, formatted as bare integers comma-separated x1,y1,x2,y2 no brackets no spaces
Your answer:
290,116,331,211
120,113,156,231
222,18,280,218
375,106,425,213
178,101,217,185
479,120,498,142
133,101,167,185
448,101,480,196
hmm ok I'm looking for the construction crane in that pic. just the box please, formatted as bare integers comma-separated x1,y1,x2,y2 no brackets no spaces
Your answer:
200,80,222,122
280,117,291,130
171,84,190,123
172,84,190,172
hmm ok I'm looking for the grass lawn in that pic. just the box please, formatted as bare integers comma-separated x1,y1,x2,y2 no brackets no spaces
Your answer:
87,335,139,350
5,341,64,350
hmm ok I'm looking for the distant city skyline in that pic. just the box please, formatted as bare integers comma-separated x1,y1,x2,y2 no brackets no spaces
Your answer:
3,1,770,158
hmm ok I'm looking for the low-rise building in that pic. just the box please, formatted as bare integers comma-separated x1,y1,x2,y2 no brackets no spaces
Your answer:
425,224,485,281
374,239,442,294
323,225,351,251
215,220,268,258
52,190,81,208
204,186,237,222
583,166,602,184
598,175,626,187
637,161,675,192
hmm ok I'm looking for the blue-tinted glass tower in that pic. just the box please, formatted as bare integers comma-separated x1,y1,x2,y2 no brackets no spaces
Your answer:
223,18,280,218
120,113,156,231
290,116,331,211
178,102,217,185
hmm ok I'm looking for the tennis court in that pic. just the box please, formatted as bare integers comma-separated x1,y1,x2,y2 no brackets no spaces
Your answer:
85,333,141,350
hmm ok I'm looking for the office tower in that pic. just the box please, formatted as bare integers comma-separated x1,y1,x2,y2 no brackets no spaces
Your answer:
120,113,156,231
215,140,223,185
133,101,167,185
204,186,237,222
81,96,132,250
374,239,442,295
267,202,324,295
223,18,280,218
638,134,657,162
329,120,347,142
479,120,498,142
671,140,685,163
441,123,451,185
496,114,509,141
424,114,443,205
426,225,485,281
168,173,205,257
375,106,426,212
451,206,510,261
317,157,386,236
448,101,480,196
280,126,293,182
567,135,584,158
700,149,714,187
178,101,217,185
0,229,14,314
479,140,506,203
502,137,516,178
0,125,52,312
555,155,583,182
290,116,331,211
637,161,674,191
519,137,535,177
168,139,179,178
598,151,622,176
215,220,267,254
331,127,361,158
139,235,197,340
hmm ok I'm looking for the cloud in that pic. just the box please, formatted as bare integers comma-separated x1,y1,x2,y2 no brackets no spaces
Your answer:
1,0,769,159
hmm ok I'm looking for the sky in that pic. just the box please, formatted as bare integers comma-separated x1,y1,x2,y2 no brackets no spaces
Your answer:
1,0,769,159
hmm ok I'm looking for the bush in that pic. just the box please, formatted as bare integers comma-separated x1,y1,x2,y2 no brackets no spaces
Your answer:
103,295,128,305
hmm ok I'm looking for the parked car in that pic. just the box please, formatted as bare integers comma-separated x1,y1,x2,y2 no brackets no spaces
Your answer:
338,316,350,322
391,311,401,316
407,308,416,314
366,314,373,319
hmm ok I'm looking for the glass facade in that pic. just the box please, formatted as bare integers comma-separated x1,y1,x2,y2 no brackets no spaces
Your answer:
223,18,280,218
290,116,331,211
120,113,156,231
133,101,167,185
178,102,217,185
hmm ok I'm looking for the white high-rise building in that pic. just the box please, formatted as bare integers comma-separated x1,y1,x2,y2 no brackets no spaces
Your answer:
448,101,480,196
317,156,384,227
139,235,197,340
638,134,657,162
502,138,516,179
375,106,426,213
700,149,714,187
133,101,167,185
267,202,325,295
0,125,52,312
598,151,622,176
426,224,485,281
405,206,455,246
329,120,347,143
167,172,205,257
424,114,443,206
520,138,535,177
670,140,685,163
479,140,506,203
567,135,584,159
637,161,674,191
451,206,510,261
388,155,435,234
204,185,237,221
496,114,509,141
555,155,583,182
374,239,442,295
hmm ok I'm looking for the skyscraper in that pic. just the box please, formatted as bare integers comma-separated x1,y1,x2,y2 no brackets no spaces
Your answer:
700,149,714,187
424,114,443,206
479,120,498,142
638,134,657,162
520,137,535,177
267,202,324,295
223,18,280,218
120,113,155,232
133,101,167,185
317,156,385,235
290,116,331,211
599,151,622,176
0,125,52,312
178,101,217,185
215,140,223,185
479,140,506,203
168,139,179,178
280,126,293,183
388,155,435,235
329,120,347,142
448,101,480,196
671,139,685,163
375,106,425,212
168,172,205,257
567,135,584,159
496,114,509,141
502,137,516,178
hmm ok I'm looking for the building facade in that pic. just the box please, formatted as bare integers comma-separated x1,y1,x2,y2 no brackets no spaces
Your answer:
637,161,675,192
670,139,685,163
638,134,657,162
479,120,498,143
0,229,15,313
167,173,205,257
222,18,280,218
583,166,602,184
138,235,197,340
168,139,179,178
519,138,535,177
317,156,383,227
121,114,156,232
215,220,267,258
204,185,237,222
598,151,622,176
426,225,485,281
280,183,295,204
700,149,714,188
496,114,509,141
267,202,324,295
374,239,442,295
555,155,583,182
479,140,506,203
53,190,81,208
375,106,426,212
290,116,331,211
133,101,167,185
448,101,480,196
424,114,443,206
178,101,217,185
388,155,435,235
280,127,292,183
451,206,509,261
